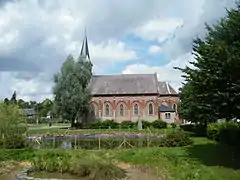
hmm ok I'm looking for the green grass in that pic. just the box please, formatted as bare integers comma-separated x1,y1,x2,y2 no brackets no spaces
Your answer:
0,137,239,180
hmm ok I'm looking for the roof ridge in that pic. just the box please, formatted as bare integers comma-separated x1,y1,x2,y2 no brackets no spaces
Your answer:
93,73,156,77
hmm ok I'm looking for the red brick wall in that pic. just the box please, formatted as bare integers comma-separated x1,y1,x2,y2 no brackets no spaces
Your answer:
90,94,180,123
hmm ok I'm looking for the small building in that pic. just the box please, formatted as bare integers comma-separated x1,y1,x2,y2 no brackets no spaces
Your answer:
22,108,36,118
158,105,176,124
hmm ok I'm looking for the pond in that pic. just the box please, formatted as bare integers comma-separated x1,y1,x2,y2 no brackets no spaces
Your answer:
27,133,164,150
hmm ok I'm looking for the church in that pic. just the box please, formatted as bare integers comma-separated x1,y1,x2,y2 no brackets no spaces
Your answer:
80,34,180,124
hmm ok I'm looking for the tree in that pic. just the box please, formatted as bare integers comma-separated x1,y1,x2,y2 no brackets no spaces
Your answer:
177,1,240,124
53,55,92,127
10,91,17,104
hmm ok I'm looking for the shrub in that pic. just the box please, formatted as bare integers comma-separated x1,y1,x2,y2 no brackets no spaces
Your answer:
120,121,135,129
171,123,177,129
100,120,118,129
0,103,28,149
142,120,152,129
159,131,193,147
152,120,167,129
207,122,240,147
180,124,195,132
0,134,28,149
219,125,240,146
207,123,223,140
31,152,126,179
88,121,102,129
180,124,207,136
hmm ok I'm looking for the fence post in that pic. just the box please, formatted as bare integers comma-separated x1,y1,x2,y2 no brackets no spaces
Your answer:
98,136,101,150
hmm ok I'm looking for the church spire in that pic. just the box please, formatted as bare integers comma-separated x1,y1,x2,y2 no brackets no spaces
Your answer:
80,28,90,61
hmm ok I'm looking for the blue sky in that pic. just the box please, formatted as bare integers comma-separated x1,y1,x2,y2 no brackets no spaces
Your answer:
0,0,237,101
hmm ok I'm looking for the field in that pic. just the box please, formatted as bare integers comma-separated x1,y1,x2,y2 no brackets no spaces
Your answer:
1,137,240,180
0,123,238,180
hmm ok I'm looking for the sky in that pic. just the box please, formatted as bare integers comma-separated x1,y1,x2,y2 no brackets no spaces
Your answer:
0,0,237,101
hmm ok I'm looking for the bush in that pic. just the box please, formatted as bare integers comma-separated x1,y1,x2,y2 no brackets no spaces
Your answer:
142,120,152,129
179,124,195,132
152,120,167,129
0,103,28,149
159,131,193,147
120,121,135,129
219,125,240,146
171,123,177,129
180,124,207,136
99,120,118,129
207,122,240,147
207,123,223,140
31,152,126,179
0,134,28,149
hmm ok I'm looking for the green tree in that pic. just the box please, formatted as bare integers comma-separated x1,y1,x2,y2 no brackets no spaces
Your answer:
177,1,240,124
10,91,17,104
53,55,92,127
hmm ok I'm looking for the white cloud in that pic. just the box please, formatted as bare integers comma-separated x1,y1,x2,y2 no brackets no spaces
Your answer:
133,18,183,42
0,0,237,101
148,45,162,54
122,52,194,91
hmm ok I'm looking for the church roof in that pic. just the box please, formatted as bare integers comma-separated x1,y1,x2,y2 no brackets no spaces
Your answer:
159,105,175,112
158,81,177,95
89,74,159,95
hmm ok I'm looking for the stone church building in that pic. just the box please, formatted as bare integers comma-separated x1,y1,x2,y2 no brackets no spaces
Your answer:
80,34,180,124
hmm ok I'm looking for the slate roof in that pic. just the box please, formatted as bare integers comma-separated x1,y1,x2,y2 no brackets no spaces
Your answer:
23,108,36,116
89,74,159,95
158,81,177,95
159,105,175,112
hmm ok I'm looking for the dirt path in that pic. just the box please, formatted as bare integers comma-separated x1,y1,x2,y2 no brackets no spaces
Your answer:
118,162,164,180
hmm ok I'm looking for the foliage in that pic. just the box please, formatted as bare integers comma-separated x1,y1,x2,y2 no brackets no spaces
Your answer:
0,102,27,148
152,120,167,129
207,122,240,146
180,124,207,136
32,152,126,179
142,120,152,129
176,2,240,124
159,131,193,147
171,123,177,129
120,120,136,129
53,55,93,127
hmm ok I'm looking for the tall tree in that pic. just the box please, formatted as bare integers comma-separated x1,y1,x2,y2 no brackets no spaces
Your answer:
53,55,92,127
177,1,240,123
10,91,17,104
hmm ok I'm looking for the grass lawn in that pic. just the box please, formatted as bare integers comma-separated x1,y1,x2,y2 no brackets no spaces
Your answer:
1,137,240,180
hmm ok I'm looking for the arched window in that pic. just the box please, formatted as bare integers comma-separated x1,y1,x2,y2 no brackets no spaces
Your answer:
134,104,138,116
91,104,95,116
148,103,153,115
173,104,177,111
105,104,110,116
119,104,124,116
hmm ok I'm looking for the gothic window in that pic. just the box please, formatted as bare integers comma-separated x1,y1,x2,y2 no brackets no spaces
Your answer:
134,104,138,116
173,104,177,111
91,104,95,116
105,104,110,116
148,103,153,115
120,104,124,116
165,113,171,119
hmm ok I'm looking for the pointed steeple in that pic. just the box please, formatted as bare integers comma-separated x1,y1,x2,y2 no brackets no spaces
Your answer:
80,28,90,61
